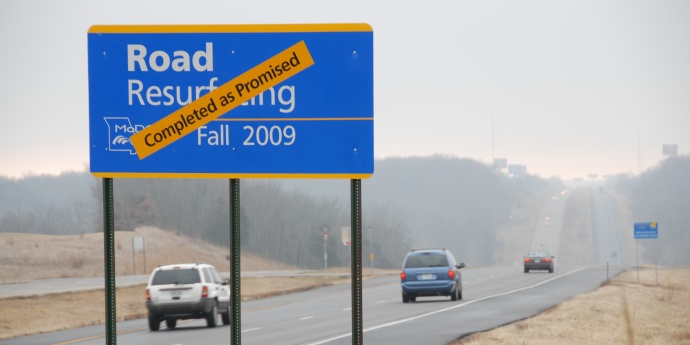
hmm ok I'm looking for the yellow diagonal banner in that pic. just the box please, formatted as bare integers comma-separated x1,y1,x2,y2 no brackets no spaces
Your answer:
130,40,314,160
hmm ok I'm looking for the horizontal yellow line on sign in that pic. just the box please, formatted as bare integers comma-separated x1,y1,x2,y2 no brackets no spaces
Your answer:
214,117,374,122
89,23,372,34
92,173,373,179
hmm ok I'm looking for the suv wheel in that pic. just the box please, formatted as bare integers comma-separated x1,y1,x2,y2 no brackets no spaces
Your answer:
165,318,177,329
402,292,410,303
206,304,218,328
148,312,160,331
222,310,231,325
451,285,458,301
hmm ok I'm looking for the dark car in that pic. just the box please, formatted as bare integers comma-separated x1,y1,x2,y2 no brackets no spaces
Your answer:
523,250,554,273
400,248,465,303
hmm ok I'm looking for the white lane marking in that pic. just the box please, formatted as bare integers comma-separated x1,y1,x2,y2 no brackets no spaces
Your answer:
242,328,260,333
343,307,351,311
299,316,315,321
306,266,591,345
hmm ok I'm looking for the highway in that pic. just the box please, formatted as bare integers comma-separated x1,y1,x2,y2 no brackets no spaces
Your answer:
591,187,629,266
530,188,569,258
10,265,623,345
6,187,630,344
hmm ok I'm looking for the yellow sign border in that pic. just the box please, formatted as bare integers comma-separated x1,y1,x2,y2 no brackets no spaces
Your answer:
92,172,373,179
88,23,372,34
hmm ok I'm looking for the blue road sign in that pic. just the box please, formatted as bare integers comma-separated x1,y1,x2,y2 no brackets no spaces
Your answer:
88,24,373,178
634,222,658,239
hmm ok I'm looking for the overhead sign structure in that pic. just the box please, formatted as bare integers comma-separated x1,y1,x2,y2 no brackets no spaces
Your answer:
88,24,374,178
634,222,658,239
662,144,677,156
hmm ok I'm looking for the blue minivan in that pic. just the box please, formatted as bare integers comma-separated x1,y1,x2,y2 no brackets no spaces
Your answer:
400,249,465,303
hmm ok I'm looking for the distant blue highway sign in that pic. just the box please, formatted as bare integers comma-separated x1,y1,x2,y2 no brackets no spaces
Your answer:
634,222,658,239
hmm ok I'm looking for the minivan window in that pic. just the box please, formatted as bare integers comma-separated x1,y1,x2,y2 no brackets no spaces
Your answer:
151,268,201,285
404,253,449,268
447,252,457,266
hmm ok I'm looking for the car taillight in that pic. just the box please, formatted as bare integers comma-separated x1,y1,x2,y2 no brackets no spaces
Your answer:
400,271,406,281
201,285,209,298
524,258,531,263
145,288,151,301
544,257,551,263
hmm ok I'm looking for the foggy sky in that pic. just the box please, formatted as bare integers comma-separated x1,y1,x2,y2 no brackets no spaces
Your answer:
1,0,689,180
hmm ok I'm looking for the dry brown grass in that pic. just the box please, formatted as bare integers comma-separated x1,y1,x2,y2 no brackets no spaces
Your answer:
0,226,292,284
451,267,690,345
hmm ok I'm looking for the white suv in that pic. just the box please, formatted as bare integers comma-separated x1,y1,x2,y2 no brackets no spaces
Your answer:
145,263,231,331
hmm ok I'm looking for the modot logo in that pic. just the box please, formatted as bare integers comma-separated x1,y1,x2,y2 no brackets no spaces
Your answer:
104,117,146,155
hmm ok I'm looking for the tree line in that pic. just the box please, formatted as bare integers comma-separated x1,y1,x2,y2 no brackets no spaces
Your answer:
0,172,413,269
611,154,690,266
19,155,686,269
0,156,567,268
